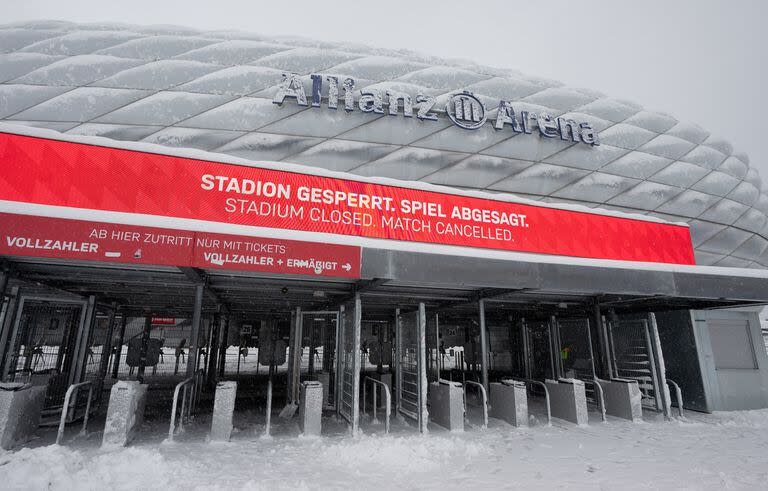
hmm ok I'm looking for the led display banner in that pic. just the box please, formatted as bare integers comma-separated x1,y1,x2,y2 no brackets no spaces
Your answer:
0,212,361,278
0,131,696,265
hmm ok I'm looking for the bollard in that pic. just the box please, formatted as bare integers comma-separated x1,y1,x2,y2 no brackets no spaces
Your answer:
0,383,46,450
490,379,528,427
429,380,464,431
600,378,642,422
298,381,323,436
102,381,147,448
210,381,237,442
546,378,588,425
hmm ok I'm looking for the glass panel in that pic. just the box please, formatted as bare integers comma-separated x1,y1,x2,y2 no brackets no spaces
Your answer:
600,151,672,179
180,96,305,131
0,84,70,118
397,66,490,90
623,110,678,133
66,123,161,141
96,35,217,59
259,108,374,139
177,40,290,65
699,199,749,225
96,60,220,90
142,127,245,151
20,30,141,56
698,227,752,255
215,132,323,161
703,135,733,156
482,132,574,162
464,76,542,100
733,208,768,235
423,155,532,189
339,114,450,146
607,181,683,210
666,121,709,144
655,189,720,217
576,98,638,122
717,156,748,179
411,123,515,154
638,134,697,160
94,91,233,126
351,147,468,181
522,87,596,112
325,56,428,80
679,145,728,169
543,144,629,171
285,140,399,172
14,54,143,86
727,181,761,206
597,123,657,150
9,87,150,122
552,172,640,203
0,53,63,83
174,66,283,95
488,163,589,195
687,220,727,247
647,161,709,187
0,28,63,52
256,48,361,75
691,171,740,197
732,234,768,261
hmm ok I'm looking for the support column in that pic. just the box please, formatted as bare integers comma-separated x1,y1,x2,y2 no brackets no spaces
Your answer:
217,315,229,377
71,295,96,386
478,299,489,394
186,284,204,377
206,313,220,388
595,301,614,378
590,299,606,378
0,286,20,381
112,314,127,379
136,315,152,383
647,312,672,419
96,304,118,391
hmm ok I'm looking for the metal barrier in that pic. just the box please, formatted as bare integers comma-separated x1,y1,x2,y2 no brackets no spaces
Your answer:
525,379,552,426
666,379,684,418
362,377,391,433
463,380,488,429
586,379,607,422
167,369,205,442
264,378,273,437
55,381,94,445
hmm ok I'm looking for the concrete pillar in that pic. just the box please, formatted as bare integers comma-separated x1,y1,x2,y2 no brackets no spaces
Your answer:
479,299,489,395
102,380,147,448
600,378,642,421
546,379,588,425
210,381,237,442
186,284,204,377
490,379,528,427
0,384,46,449
428,380,464,431
299,380,323,436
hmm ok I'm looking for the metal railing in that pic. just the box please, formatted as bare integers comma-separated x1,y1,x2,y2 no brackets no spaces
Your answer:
587,379,607,422
525,379,551,426
167,369,204,442
56,381,94,445
667,379,684,418
362,376,391,433
264,378,273,438
463,380,488,429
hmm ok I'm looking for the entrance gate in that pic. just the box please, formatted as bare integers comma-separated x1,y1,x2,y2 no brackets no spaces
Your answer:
395,303,428,433
0,295,99,411
336,295,361,434
605,317,666,411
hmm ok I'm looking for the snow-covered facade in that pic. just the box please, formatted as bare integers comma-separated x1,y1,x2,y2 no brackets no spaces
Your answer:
0,20,766,269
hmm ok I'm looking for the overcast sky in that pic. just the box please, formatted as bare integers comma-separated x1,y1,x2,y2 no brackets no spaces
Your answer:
5,0,767,181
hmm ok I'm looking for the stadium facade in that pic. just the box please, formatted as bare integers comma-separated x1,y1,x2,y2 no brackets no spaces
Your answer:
0,21,768,446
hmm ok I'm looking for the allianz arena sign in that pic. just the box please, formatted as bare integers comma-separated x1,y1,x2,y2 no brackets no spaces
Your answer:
274,73,601,146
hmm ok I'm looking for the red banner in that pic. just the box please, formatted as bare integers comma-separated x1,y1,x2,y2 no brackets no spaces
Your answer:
0,213,361,278
151,317,176,325
0,132,695,264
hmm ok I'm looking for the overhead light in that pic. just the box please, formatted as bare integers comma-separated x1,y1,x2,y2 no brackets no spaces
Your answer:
313,290,325,298
558,302,568,309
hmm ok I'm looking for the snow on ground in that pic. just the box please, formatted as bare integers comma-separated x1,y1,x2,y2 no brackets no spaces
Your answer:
2,408,768,490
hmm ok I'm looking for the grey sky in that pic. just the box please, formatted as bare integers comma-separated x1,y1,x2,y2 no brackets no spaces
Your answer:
5,0,767,181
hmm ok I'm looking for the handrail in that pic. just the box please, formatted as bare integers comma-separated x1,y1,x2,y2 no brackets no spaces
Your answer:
587,378,607,422
666,379,684,418
167,376,194,442
524,379,552,426
362,376,391,434
56,381,93,445
264,378,273,438
463,380,488,429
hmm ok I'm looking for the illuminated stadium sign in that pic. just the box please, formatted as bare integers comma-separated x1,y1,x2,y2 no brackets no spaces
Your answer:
273,73,600,146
